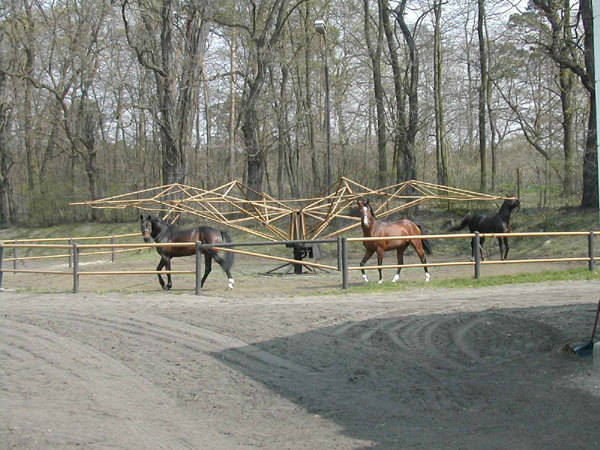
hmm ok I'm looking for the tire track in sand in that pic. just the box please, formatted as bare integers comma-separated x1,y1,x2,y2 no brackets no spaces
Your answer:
43,310,315,377
0,318,242,449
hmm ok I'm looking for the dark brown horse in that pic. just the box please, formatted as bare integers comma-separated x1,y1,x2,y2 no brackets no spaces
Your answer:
449,198,520,260
140,215,234,290
357,200,432,284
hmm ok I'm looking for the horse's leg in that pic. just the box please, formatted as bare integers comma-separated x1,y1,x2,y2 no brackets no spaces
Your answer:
201,253,213,287
376,248,385,284
502,237,509,260
497,237,504,260
411,240,430,282
156,258,166,290
392,247,405,283
212,252,234,289
360,248,375,282
479,236,486,261
470,237,475,261
164,257,172,290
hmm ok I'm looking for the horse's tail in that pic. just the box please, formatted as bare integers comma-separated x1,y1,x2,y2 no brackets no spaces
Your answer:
449,217,471,232
219,230,235,272
416,224,433,255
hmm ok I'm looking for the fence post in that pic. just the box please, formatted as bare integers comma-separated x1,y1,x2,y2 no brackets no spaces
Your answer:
341,237,348,289
111,235,116,263
73,243,79,293
68,238,73,268
589,231,595,271
337,236,342,270
13,240,17,271
474,232,481,280
195,241,202,295
0,244,4,291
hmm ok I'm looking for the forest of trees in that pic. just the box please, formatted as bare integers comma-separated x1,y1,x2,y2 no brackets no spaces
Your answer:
0,0,595,226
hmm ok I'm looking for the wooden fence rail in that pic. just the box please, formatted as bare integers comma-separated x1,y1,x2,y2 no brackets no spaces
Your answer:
0,231,597,293
0,233,144,268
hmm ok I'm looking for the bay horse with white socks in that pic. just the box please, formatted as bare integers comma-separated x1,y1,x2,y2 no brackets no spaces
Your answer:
357,200,432,284
140,215,235,291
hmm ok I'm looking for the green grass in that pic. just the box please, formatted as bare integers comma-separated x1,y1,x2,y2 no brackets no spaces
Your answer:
323,267,600,296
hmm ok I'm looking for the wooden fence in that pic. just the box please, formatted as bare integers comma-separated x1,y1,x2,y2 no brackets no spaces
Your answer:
0,231,597,294
0,233,143,269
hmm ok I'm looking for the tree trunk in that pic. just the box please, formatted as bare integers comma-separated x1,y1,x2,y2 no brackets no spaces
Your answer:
433,0,448,186
580,0,596,207
277,65,289,199
202,69,211,187
477,0,487,192
227,31,237,182
0,75,14,227
559,66,575,195
486,65,497,192
242,96,264,196
381,0,408,184
304,5,320,194
395,0,419,183
364,0,387,188
582,93,597,207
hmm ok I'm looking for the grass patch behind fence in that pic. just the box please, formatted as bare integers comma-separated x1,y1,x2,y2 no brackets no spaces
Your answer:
325,267,600,296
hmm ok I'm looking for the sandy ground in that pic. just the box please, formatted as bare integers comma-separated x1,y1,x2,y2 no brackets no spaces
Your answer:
1,252,600,448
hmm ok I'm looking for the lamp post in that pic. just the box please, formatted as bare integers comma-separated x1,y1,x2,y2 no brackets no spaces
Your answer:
314,19,332,191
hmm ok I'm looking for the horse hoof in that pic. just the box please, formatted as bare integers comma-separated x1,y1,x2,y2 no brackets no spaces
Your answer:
378,279,384,285
392,274,400,283
162,286,169,291
425,273,431,283
362,274,369,283
228,278,234,289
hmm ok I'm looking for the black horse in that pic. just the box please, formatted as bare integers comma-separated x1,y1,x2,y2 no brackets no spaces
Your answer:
449,198,521,260
140,215,235,290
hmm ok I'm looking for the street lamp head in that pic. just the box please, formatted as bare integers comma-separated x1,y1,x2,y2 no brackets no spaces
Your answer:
314,19,326,35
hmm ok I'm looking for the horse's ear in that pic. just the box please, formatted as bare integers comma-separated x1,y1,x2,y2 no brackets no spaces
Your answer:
140,214,143,221
365,199,370,205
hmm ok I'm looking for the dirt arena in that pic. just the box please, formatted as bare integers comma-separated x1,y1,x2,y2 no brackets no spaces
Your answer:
1,260,600,449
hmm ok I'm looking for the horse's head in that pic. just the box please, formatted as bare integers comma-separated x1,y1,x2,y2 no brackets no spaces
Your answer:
506,197,521,211
140,214,154,243
357,199,374,227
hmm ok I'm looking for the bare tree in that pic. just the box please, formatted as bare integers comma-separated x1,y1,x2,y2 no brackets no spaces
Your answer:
388,0,422,183
215,0,307,198
364,0,387,188
0,69,15,227
477,0,488,192
532,0,595,207
122,0,212,185
433,0,448,186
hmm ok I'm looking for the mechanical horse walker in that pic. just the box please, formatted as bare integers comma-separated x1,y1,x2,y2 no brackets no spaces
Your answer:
72,178,513,287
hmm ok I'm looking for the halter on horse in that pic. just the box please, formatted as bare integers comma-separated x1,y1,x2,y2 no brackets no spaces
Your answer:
449,198,521,260
357,200,432,284
140,215,235,290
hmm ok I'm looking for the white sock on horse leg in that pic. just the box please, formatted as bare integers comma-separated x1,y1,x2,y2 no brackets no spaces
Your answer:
362,274,369,283
228,278,234,289
392,273,400,283
378,279,384,284
425,273,431,282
